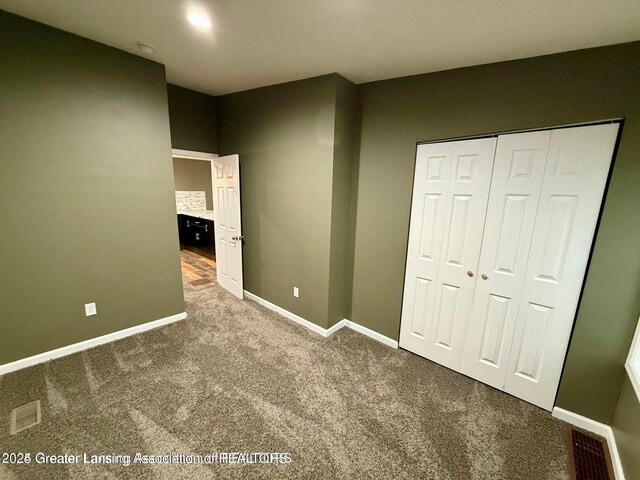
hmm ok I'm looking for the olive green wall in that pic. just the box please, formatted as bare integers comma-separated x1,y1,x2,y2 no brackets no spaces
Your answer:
5,7,638,461
218,74,358,329
328,76,359,328
612,374,640,479
351,42,640,423
0,11,185,364
172,158,213,210
218,75,338,328
167,83,218,153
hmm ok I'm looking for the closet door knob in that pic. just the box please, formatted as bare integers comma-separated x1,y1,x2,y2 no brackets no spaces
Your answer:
481,273,488,280
467,271,474,277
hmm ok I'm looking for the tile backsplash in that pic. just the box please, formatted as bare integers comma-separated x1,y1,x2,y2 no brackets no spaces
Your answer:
175,191,206,212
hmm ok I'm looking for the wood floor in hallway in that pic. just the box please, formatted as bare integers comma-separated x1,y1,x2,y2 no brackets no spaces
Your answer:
180,249,217,292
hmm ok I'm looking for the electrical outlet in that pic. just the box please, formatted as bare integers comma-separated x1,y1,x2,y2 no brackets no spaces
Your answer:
293,287,299,298
85,302,97,316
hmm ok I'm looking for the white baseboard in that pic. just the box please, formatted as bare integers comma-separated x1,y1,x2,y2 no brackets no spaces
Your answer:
331,319,399,349
552,407,625,480
0,312,187,376
243,290,398,348
243,291,329,337
326,319,349,337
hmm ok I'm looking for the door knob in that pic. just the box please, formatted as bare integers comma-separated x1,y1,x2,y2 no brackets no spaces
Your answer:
467,271,474,277
481,273,488,280
232,235,244,241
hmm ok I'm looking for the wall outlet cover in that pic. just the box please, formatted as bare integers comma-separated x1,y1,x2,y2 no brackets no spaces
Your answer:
85,302,97,316
293,287,299,298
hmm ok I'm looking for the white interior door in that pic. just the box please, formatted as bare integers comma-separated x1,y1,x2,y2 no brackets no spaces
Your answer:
462,130,551,389
400,138,496,372
212,154,244,298
503,123,619,409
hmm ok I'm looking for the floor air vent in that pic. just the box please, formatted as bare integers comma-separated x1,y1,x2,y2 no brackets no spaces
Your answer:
10,400,41,434
567,427,613,480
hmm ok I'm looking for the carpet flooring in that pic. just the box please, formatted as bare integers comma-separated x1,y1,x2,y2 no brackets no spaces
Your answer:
0,251,570,479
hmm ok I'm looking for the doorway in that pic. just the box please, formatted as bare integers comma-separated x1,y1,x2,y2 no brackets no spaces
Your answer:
172,149,218,292
171,149,245,299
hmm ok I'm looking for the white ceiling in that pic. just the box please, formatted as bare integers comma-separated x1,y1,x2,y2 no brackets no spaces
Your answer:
1,0,639,96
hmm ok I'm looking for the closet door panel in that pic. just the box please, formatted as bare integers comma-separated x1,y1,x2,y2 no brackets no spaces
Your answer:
462,130,551,388
400,138,496,372
399,142,452,355
504,123,619,410
428,139,497,371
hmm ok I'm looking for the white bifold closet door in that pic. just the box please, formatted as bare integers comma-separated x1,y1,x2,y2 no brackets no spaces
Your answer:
400,123,619,410
399,137,496,372
461,130,552,389
501,125,618,409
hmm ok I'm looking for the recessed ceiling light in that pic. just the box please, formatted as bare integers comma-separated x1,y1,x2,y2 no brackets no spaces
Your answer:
187,12,212,29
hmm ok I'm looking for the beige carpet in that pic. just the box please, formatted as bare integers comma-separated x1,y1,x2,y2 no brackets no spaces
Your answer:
0,252,569,479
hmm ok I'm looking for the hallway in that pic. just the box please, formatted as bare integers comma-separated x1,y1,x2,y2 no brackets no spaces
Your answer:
180,249,217,292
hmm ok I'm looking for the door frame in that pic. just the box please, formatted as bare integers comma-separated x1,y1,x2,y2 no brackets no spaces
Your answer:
171,147,221,273
412,118,623,148
398,118,624,409
172,148,218,161
171,148,219,212
172,148,218,188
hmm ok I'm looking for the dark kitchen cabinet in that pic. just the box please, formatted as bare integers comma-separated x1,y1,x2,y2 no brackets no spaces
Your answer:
177,214,215,257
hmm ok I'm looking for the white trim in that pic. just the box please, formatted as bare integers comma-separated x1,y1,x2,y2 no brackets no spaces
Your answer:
552,407,611,437
171,148,218,160
243,290,398,348
326,319,349,337
333,319,399,349
624,315,640,401
417,118,622,147
243,291,328,337
552,407,626,480
171,149,220,234
0,312,187,376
